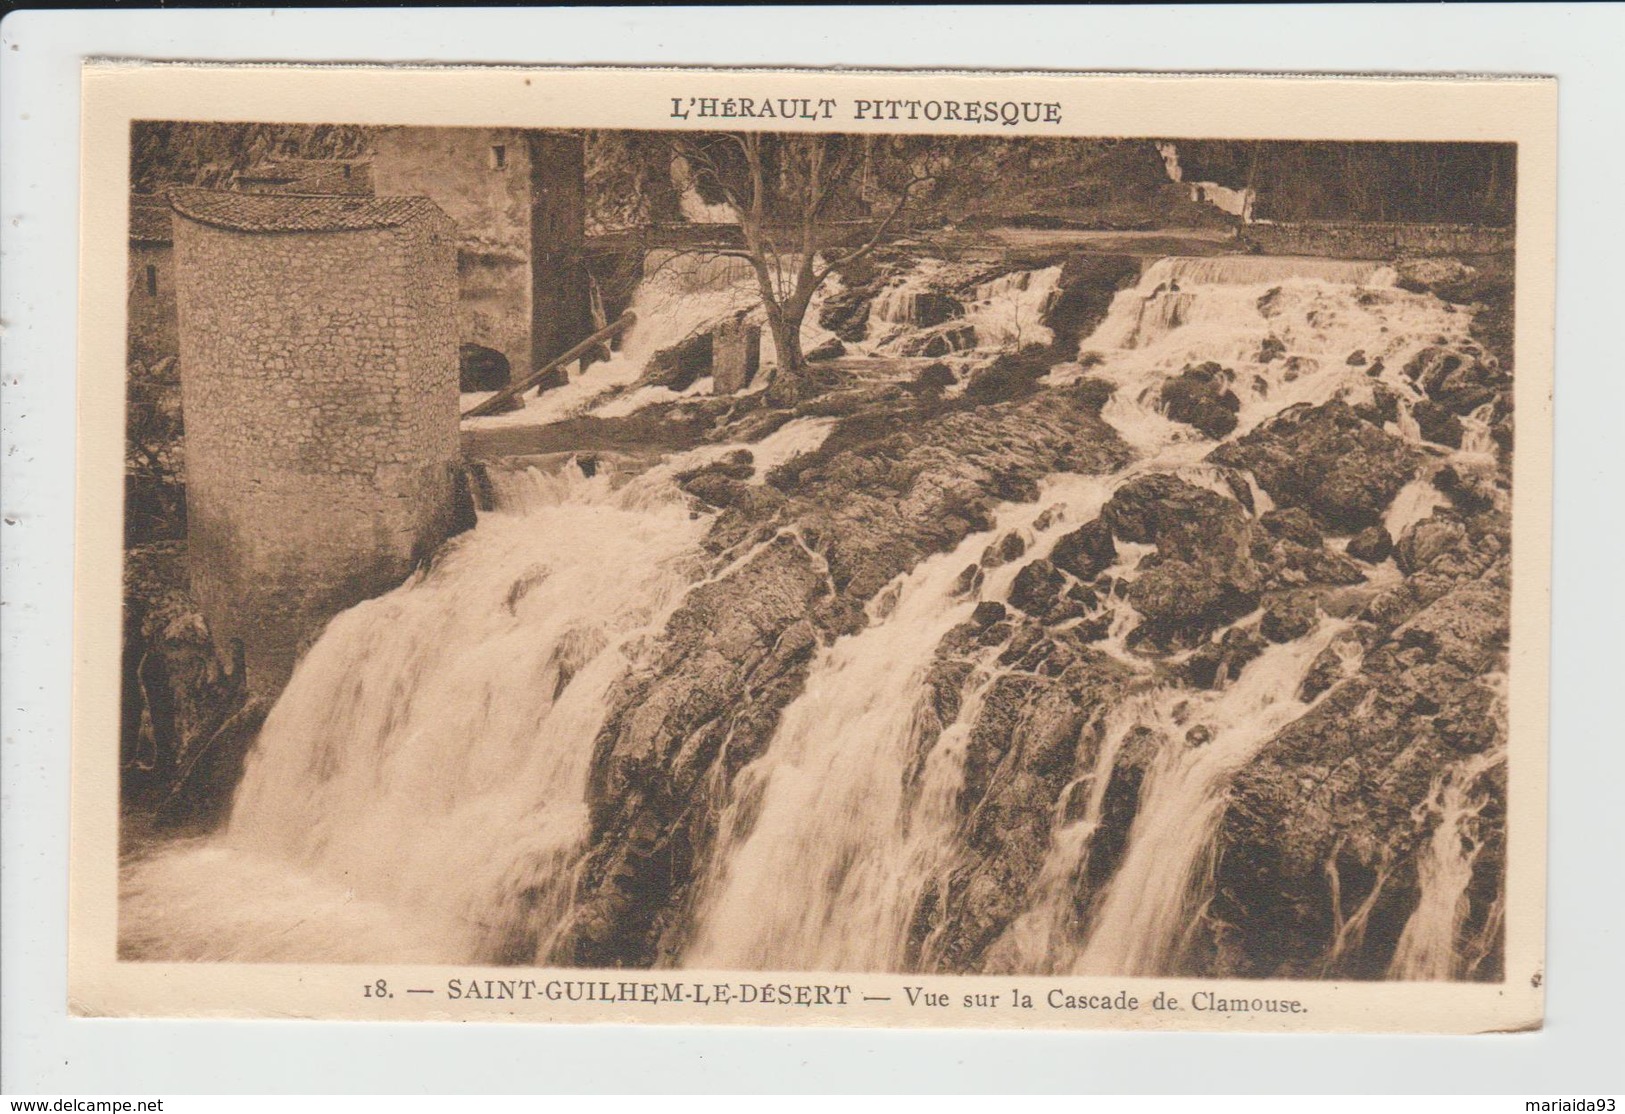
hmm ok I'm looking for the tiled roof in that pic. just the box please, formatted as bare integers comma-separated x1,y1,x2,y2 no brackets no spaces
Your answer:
169,188,443,234
129,200,173,244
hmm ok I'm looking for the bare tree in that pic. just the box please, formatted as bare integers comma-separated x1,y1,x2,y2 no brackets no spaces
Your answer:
666,133,937,401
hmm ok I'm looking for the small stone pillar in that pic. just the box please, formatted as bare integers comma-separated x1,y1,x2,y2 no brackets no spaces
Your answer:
712,320,761,395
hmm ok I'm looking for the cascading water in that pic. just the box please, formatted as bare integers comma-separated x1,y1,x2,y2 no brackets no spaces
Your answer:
962,265,1063,349
121,464,711,962
1069,623,1352,976
124,246,1500,980
463,251,776,427
683,251,1492,977
683,473,1116,972
1387,683,1508,982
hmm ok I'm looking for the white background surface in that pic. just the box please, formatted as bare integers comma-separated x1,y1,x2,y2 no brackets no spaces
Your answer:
3,4,1621,1094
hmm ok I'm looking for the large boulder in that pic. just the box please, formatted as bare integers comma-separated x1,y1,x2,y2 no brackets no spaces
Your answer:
1209,400,1419,533
818,287,874,343
1411,399,1464,449
644,331,713,390
1102,474,1261,648
1160,362,1241,439
1049,517,1116,580
1347,525,1394,564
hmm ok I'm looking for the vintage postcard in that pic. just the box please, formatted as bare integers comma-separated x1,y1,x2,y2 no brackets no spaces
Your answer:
70,64,1554,1032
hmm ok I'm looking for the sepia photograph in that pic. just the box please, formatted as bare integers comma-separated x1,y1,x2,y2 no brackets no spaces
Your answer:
117,122,1522,977
60,64,1554,1035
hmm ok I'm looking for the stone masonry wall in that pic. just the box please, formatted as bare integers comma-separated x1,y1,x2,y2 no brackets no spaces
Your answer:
371,127,535,373
1241,221,1514,259
173,212,459,690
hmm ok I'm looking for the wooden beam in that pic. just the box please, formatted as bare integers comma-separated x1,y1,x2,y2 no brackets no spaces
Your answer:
460,312,637,420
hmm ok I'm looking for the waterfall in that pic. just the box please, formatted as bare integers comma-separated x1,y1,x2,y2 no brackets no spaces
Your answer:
123,246,1498,980
963,265,1063,349
121,464,710,963
685,472,1117,971
1388,713,1507,981
1140,256,1395,289
1070,624,1352,976
866,261,1063,354
682,252,1484,976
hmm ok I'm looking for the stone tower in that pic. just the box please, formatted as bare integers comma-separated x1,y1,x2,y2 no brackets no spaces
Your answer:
169,188,461,690
370,127,589,377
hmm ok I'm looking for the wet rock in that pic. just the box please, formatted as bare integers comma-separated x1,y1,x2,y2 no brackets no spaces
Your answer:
1008,559,1069,619
1394,515,1470,575
1346,525,1394,564
1070,376,1117,414
919,652,1132,971
1042,255,1141,353
1209,400,1420,533
952,563,984,597
1432,464,1497,515
1411,399,1464,449
1182,625,1267,689
1084,725,1164,898
1101,472,1238,544
1073,613,1114,643
898,322,978,359
1185,724,1214,747
1048,517,1116,580
1357,383,1401,427
964,349,1055,404
644,330,714,390
907,291,964,328
911,362,957,395
459,343,511,392
971,601,1008,627
1256,335,1286,363
1403,344,1505,406
1395,257,1478,300
1104,474,1262,648
817,287,873,343
1346,350,1368,367
678,449,755,484
1260,593,1319,643
804,337,845,362
1258,537,1368,590
981,530,1028,568
1282,356,1319,382
1297,643,1347,702
1160,362,1241,439
1260,508,1323,549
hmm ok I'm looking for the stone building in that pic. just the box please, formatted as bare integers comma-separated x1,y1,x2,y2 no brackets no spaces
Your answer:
370,127,590,377
128,195,177,363
169,188,462,690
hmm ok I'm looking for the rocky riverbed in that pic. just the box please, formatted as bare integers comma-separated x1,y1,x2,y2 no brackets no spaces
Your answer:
121,245,1516,983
